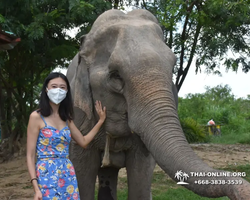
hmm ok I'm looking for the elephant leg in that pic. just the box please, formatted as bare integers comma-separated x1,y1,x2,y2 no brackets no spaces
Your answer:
125,135,156,200
70,143,100,200
97,167,119,200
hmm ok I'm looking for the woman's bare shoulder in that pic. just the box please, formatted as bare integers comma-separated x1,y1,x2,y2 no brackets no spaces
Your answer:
29,110,41,119
27,111,45,131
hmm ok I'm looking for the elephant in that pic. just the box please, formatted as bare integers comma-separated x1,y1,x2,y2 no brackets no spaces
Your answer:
66,9,250,200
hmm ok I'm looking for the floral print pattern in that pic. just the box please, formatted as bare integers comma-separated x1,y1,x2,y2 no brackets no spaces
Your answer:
36,115,80,200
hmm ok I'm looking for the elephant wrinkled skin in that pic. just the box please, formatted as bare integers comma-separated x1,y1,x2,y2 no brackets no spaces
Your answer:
67,9,250,200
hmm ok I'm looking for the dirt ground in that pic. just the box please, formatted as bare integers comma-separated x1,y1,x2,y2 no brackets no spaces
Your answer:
0,143,250,200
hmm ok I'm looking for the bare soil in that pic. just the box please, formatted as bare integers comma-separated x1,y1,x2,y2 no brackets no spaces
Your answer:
0,143,250,200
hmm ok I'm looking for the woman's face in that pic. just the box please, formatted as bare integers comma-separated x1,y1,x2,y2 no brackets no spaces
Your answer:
47,77,67,91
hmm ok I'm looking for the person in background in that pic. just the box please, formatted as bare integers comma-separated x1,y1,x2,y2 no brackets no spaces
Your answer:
26,72,106,200
207,119,215,125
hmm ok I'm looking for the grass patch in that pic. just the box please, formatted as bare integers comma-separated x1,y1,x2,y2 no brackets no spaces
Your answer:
96,164,250,199
117,176,128,190
152,171,177,195
210,130,250,144
96,168,250,199
238,133,250,144
221,164,250,182
151,171,228,200
113,187,229,200
152,187,228,200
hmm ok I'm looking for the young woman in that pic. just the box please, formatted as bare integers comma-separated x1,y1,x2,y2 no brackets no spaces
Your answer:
26,72,106,200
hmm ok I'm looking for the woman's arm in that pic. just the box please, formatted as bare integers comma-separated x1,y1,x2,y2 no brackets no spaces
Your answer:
26,111,43,199
69,100,106,148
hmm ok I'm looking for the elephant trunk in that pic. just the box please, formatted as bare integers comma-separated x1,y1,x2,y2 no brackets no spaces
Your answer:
127,78,250,199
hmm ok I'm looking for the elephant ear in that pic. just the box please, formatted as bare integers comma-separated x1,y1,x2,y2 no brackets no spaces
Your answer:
68,41,95,133
67,53,79,83
73,56,93,121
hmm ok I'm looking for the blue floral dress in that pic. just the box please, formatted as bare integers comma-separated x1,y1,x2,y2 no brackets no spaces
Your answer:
36,115,80,200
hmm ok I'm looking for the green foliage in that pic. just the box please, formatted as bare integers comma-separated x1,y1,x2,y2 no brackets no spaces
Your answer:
0,0,111,142
138,0,250,91
179,84,250,144
238,133,250,144
180,118,208,143
0,14,5,23
210,130,239,144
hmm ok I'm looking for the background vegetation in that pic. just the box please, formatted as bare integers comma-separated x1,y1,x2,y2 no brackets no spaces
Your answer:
0,0,112,154
179,84,250,144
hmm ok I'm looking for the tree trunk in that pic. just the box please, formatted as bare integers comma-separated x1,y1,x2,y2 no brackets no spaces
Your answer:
0,84,9,141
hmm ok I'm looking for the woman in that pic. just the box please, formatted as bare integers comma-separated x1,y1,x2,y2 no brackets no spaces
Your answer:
26,72,106,200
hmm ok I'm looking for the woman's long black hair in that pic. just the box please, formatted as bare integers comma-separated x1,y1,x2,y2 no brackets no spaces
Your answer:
38,72,74,121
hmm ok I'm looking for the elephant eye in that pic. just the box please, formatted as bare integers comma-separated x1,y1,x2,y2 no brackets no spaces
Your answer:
109,70,121,79
107,70,124,93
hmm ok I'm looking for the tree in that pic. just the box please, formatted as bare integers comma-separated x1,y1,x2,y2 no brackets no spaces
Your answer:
204,84,235,103
178,84,250,138
0,0,111,156
137,0,250,92
178,84,235,125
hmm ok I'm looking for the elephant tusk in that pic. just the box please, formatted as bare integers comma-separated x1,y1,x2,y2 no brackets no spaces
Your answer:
101,133,111,168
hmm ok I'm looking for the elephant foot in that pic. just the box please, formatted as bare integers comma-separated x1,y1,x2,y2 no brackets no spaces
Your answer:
98,167,119,200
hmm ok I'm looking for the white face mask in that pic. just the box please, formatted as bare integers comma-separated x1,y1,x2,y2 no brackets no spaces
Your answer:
47,88,67,105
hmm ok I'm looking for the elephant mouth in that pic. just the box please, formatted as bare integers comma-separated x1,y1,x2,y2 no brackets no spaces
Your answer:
105,130,135,138
104,111,132,138
101,132,131,168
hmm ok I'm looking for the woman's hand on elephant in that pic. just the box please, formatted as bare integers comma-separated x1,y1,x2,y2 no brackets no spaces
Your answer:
95,100,106,123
